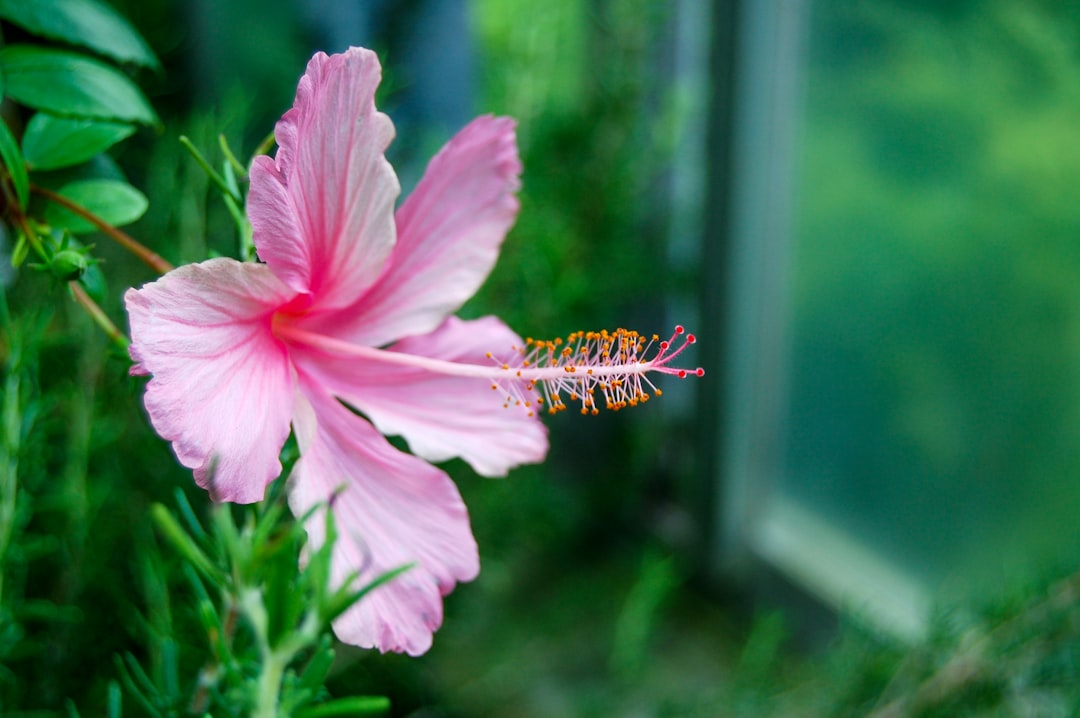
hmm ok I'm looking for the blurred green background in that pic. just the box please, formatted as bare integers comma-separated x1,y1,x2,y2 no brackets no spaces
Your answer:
786,0,1080,589
3,0,1080,716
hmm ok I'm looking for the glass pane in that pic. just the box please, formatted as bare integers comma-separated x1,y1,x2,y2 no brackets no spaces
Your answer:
783,1,1080,589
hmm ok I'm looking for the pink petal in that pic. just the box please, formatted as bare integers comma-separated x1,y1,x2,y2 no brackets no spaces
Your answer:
303,116,522,347
125,258,296,503
292,315,549,477
248,47,400,311
289,382,478,655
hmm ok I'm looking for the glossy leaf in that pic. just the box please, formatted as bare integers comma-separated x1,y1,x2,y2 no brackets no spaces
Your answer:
0,46,158,126
0,0,159,69
22,114,136,171
44,179,148,234
0,119,29,209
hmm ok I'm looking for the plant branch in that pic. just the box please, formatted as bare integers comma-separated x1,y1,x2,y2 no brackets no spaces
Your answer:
31,184,173,275
9,205,49,264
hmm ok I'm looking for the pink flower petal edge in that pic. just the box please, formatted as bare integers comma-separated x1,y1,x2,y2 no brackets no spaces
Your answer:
301,115,523,347
248,48,400,312
125,258,295,503
290,383,478,655
293,315,549,477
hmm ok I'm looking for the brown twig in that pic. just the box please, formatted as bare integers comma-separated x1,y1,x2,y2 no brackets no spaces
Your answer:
31,184,174,275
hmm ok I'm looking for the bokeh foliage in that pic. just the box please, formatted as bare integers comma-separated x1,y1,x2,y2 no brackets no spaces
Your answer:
786,0,1080,586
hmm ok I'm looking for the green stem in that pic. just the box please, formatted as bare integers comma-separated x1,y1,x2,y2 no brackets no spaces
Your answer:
219,133,249,177
69,282,130,351
10,206,50,264
252,130,276,159
254,649,289,718
179,136,242,205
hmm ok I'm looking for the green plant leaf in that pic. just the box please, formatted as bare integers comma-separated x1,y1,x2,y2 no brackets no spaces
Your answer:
150,504,225,585
0,119,29,209
105,680,122,718
0,0,159,69
78,259,108,306
0,46,158,126
295,697,391,718
44,179,148,234
22,114,136,171
296,637,336,694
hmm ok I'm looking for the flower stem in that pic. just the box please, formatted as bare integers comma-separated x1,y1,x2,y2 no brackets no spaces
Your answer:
31,184,174,275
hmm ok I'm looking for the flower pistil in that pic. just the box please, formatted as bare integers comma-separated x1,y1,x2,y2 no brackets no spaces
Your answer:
272,321,703,418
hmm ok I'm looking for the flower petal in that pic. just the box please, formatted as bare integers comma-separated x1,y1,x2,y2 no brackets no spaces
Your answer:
293,315,549,477
248,47,399,311
125,258,295,503
304,116,522,346
289,382,478,655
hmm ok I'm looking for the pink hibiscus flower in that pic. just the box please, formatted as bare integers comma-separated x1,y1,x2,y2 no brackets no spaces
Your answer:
126,47,700,656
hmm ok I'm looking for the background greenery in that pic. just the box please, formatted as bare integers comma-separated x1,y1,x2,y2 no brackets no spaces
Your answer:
2,0,1080,716
786,0,1080,590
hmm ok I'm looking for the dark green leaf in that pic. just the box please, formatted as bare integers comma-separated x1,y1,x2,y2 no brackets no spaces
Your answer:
114,654,163,718
105,681,122,718
150,504,225,585
0,119,29,209
173,488,209,544
0,0,159,69
295,697,391,718
296,637,336,693
77,259,108,306
323,564,414,626
0,46,158,126
22,114,136,171
45,179,148,234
